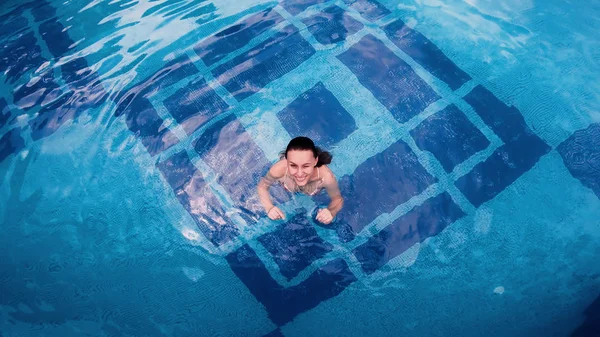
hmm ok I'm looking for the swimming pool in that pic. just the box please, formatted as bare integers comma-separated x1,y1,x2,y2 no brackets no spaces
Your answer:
1,0,599,336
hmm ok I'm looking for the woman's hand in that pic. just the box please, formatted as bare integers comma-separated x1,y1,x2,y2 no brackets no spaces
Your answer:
267,206,286,221
316,208,334,224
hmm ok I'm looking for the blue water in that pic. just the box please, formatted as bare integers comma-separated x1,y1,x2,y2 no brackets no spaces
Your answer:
1,0,599,336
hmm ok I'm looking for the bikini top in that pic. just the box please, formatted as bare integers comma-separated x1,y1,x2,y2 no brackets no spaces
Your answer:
280,166,324,196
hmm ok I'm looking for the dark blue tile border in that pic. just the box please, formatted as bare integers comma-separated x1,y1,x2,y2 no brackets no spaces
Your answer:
211,24,316,101
463,85,532,143
280,0,328,15
226,244,357,325
383,19,471,91
353,192,465,274
343,0,391,22
334,139,437,242
157,150,239,246
458,85,551,207
302,5,364,45
571,294,600,337
337,34,439,123
0,128,25,163
257,213,333,281
195,7,284,66
194,114,287,215
455,133,550,207
276,82,357,148
557,123,600,200
410,104,490,173
164,78,230,135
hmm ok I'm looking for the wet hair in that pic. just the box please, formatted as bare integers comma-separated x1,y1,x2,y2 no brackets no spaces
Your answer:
281,136,332,167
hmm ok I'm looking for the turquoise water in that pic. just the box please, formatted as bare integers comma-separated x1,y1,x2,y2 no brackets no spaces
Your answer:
1,0,599,336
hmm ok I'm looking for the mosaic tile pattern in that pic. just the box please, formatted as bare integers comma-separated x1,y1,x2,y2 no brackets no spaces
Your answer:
164,78,230,135
337,34,440,123
276,82,357,148
557,123,600,199
383,19,471,90
211,24,316,101
458,85,551,207
353,192,465,274
5,1,588,331
411,104,490,173
0,128,24,163
157,150,239,246
334,139,438,242
226,244,357,326
194,8,285,66
257,212,333,280
343,0,391,22
302,5,363,45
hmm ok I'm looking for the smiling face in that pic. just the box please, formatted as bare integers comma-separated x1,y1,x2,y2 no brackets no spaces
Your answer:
286,150,318,186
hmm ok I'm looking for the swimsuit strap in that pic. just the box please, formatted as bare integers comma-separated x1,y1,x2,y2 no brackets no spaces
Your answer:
308,167,324,196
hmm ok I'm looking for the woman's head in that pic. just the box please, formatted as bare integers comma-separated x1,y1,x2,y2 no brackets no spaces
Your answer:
283,137,332,186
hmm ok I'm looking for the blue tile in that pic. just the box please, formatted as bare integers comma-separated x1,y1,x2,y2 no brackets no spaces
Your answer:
277,82,357,148
343,0,391,22
31,1,57,22
280,0,328,15
122,97,180,155
157,151,238,246
463,85,532,143
0,4,26,25
0,98,10,129
258,213,333,280
0,32,45,83
410,104,490,173
194,115,287,214
29,92,73,140
61,58,93,87
163,78,230,135
0,15,28,39
195,8,284,66
25,60,107,140
13,73,61,111
302,6,363,45
0,128,25,163
226,244,356,325
353,192,465,274
383,19,471,91
264,328,285,337
61,58,107,108
455,133,550,207
212,25,316,101
571,295,600,337
38,20,75,57
333,139,437,242
337,34,439,123
116,55,199,111
557,123,600,200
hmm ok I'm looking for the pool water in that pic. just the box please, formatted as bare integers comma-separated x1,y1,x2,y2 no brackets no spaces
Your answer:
1,0,599,336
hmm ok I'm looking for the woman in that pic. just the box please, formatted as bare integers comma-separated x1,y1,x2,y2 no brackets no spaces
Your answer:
257,136,344,224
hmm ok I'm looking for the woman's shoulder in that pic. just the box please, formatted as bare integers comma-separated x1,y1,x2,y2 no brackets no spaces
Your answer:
319,165,337,182
269,159,287,178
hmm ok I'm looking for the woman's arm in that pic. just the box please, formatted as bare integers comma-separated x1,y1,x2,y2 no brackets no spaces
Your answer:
257,160,286,212
322,167,344,217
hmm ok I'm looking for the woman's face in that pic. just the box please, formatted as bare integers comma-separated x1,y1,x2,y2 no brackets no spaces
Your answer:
286,150,317,186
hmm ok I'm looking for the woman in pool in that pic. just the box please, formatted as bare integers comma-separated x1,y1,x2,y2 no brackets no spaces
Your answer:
257,136,344,224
